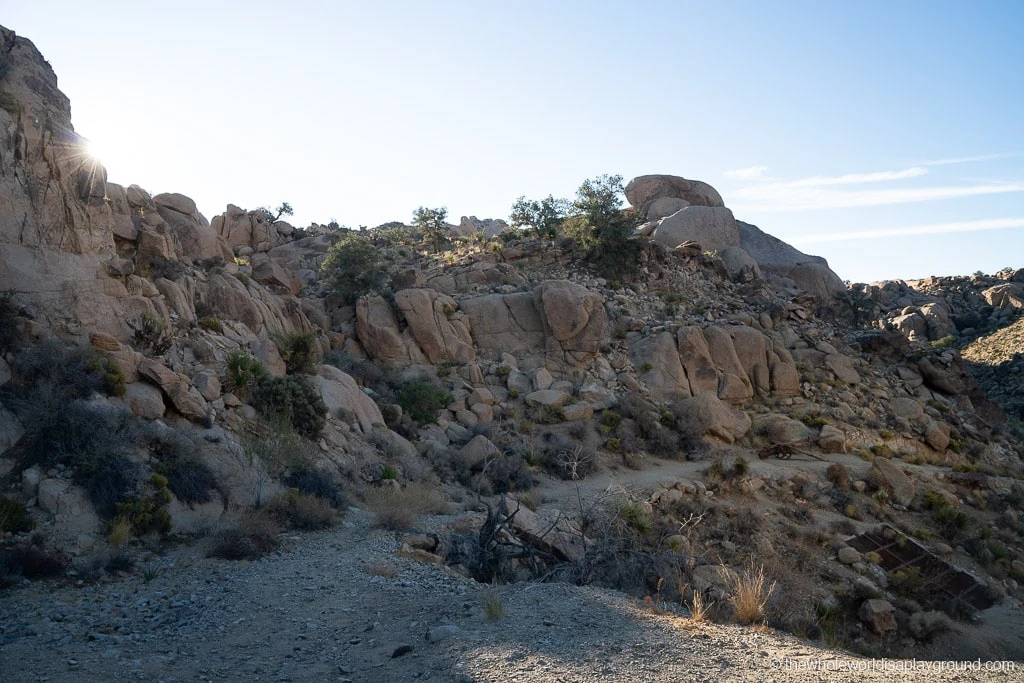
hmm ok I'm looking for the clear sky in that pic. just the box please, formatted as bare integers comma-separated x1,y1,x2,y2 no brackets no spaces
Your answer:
5,1,1022,283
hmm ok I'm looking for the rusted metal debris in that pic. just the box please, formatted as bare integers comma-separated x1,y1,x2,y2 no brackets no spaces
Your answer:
847,524,994,616
757,442,826,461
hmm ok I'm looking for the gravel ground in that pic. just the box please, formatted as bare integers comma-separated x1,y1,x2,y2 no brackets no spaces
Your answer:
2,507,1022,682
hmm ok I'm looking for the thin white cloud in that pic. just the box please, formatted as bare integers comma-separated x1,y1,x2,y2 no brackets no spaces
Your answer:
731,180,1024,212
724,165,769,180
790,217,1024,245
916,152,1018,167
783,167,928,187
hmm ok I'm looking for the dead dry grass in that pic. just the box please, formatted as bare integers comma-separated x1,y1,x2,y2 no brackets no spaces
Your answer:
725,563,777,624
363,482,453,530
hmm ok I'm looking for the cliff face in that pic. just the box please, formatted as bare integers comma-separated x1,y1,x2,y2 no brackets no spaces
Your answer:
0,26,154,338
0,26,318,342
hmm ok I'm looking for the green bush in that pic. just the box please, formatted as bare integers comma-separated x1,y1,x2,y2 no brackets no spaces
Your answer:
562,174,641,280
0,290,22,355
148,429,219,505
396,380,452,424
930,335,957,349
509,195,569,238
225,350,268,400
10,338,124,400
113,474,173,536
250,375,327,439
84,352,126,397
283,467,346,508
321,232,389,303
198,316,223,334
276,331,318,375
0,497,31,534
8,388,144,518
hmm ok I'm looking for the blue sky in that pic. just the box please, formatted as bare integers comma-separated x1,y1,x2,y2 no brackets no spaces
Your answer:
6,1,1022,282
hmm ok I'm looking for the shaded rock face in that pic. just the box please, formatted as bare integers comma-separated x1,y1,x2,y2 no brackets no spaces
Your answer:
356,295,425,363
625,176,843,301
635,324,799,404
534,280,607,361
154,193,220,261
395,288,475,364
735,221,844,300
313,364,383,434
674,393,751,444
461,292,545,354
212,204,294,255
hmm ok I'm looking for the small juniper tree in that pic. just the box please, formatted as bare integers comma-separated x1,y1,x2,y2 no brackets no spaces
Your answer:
412,206,449,253
257,202,294,222
562,174,641,280
321,232,388,303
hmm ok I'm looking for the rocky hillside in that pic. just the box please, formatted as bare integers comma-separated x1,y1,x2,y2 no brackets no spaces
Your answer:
2,22,1024,675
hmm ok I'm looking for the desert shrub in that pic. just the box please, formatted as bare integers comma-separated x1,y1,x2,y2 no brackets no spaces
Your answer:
825,463,851,490
323,350,386,388
283,467,346,508
364,482,451,530
799,413,828,429
932,504,970,538
224,350,267,400
6,388,144,517
618,502,653,535
138,255,185,282
546,443,596,481
104,549,135,574
321,232,389,302
250,374,327,439
869,443,894,459
276,331,318,375
0,543,70,582
931,335,957,349
106,515,133,547
198,316,223,334
0,498,31,534
265,488,337,530
9,338,124,400
487,454,535,493
908,610,953,641
706,457,748,481
377,402,402,429
0,290,22,355
147,429,219,505
208,516,280,560
599,409,622,432
396,380,452,424
112,474,173,536
132,311,172,355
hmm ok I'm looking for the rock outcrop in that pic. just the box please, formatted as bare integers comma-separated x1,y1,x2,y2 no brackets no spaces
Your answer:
625,174,843,300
